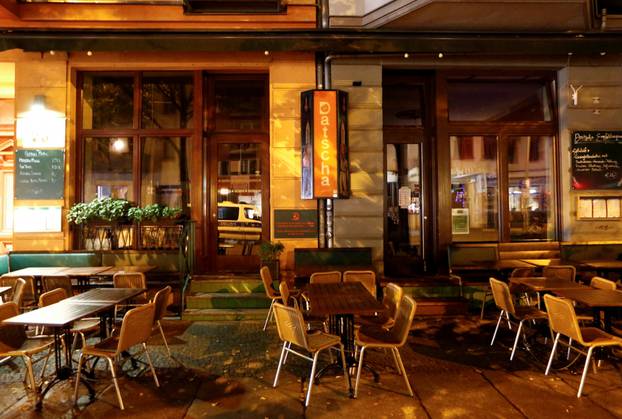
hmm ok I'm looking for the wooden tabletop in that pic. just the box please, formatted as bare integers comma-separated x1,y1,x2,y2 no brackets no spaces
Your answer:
0,286,11,297
97,265,157,276
305,282,385,316
2,288,145,327
452,259,535,271
4,267,67,277
510,277,588,292
579,260,622,270
519,259,563,267
58,266,113,277
64,288,146,305
553,289,622,308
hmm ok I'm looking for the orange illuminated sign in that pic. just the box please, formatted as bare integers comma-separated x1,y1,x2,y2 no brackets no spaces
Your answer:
313,90,338,198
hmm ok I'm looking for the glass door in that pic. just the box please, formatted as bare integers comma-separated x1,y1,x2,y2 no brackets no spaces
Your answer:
385,143,425,276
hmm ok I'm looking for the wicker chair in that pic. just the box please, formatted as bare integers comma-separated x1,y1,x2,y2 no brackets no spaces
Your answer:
42,275,73,297
74,303,160,410
309,271,341,284
544,294,622,397
343,270,376,298
0,302,54,401
272,302,349,407
489,277,547,360
590,276,616,290
354,295,417,398
151,286,172,357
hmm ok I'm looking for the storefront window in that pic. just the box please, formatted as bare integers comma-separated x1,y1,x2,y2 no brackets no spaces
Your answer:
83,137,134,201
383,84,423,126
213,80,265,131
82,74,134,129
141,137,190,209
448,80,552,122
141,73,194,129
450,135,499,242
508,136,555,240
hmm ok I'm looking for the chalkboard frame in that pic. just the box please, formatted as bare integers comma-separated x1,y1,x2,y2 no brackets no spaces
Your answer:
571,131,622,190
15,149,65,200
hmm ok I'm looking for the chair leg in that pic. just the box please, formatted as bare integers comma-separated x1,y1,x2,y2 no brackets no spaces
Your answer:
480,287,490,320
577,346,595,398
263,300,275,331
157,321,172,357
73,353,85,406
567,338,573,360
354,346,366,399
391,346,402,375
394,348,414,397
273,342,287,388
23,356,37,395
338,343,350,391
39,345,53,381
545,333,560,375
305,352,320,407
510,320,524,361
107,357,124,410
490,310,505,346
143,343,160,388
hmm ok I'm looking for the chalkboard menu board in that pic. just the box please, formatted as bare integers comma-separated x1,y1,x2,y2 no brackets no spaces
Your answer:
15,149,64,199
571,131,622,190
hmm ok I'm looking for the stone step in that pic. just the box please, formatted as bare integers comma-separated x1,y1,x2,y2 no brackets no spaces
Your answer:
182,308,267,321
186,292,271,309
190,279,266,294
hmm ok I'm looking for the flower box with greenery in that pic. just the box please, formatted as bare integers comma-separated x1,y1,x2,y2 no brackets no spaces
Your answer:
258,240,284,282
67,199,184,250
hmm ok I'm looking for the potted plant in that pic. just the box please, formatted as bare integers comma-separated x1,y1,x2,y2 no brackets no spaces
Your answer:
67,198,133,250
130,204,184,249
259,240,285,281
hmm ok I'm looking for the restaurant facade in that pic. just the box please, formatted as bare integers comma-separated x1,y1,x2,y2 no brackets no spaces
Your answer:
1,0,622,277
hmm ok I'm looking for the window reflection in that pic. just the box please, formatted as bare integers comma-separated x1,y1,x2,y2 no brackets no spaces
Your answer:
84,137,133,201
141,73,194,129
82,74,134,129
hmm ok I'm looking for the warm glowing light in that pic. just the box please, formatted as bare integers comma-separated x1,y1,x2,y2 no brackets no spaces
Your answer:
87,51,93,56
219,188,230,195
110,138,129,153
264,50,270,56
49,50,56,56
403,53,409,58
30,95,46,112
438,52,444,58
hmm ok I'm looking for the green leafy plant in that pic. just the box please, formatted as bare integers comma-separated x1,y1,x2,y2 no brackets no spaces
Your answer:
129,203,183,223
67,198,131,224
258,240,285,262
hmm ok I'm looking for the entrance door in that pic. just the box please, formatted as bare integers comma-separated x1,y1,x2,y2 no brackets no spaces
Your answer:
203,75,269,273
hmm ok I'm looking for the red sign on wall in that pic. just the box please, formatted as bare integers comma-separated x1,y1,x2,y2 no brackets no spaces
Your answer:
301,90,349,199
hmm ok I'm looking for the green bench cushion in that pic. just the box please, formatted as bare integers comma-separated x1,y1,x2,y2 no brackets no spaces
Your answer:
0,254,8,275
101,251,180,273
9,252,102,271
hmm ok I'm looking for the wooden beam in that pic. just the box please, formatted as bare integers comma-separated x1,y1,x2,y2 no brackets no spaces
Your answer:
0,0,19,18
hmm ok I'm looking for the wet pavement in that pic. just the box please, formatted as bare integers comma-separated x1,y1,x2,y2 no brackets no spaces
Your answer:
2,315,622,418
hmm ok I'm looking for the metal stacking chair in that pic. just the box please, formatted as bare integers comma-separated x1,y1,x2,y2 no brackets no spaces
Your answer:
489,277,547,360
42,275,73,297
590,276,616,290
261,266,281,331
343,270,377,298
357,282,403,329
150,285,172,357
74,303,160,410
1,275,36,310
354,295,417,399
38,288,100,352
543,294,622,397
0,302,54,400
309,271,341,284
543,265,576,282
272,302,349,407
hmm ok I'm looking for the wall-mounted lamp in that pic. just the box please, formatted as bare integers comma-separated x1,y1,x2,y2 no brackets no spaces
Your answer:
31,95,46,112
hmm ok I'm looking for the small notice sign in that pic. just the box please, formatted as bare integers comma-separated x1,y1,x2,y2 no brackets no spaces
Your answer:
398,186,411,208
274,210,318,239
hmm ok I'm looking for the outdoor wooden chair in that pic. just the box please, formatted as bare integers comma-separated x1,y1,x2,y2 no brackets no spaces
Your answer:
357,282,403,329
309,271,341,284
42,275,73,297
74,303,160,410
343,270,377,298
543,294,622,397
354,295,417,399
272,302,349,407
489,277,547,360
0,302,54,401
38,288,100,352
543,265,576,282
575,276,618,325
150,285,172,357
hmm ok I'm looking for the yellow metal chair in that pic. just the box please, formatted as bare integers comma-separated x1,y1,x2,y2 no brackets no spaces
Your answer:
343,270,376,298
1,275,35,310
42,275,73,297
357,282,403,329
543,294,622,397
0,302,53,400
489,277,547,360
74,303,160,410
353,295,417,399
590,276,616,290
261,266,281,331
151,285,172,357
113,272,148,321
309,271,341,284
272,302,349,407
543,265,576,282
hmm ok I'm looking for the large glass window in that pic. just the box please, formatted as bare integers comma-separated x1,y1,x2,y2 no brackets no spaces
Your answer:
450,136,499,242
508,136,555,240
79,72,194,213
213,79,265,131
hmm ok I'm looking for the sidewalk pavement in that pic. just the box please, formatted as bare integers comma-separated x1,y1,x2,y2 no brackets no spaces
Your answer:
1,315,622,418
